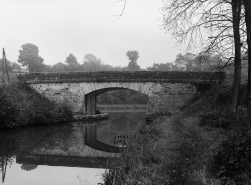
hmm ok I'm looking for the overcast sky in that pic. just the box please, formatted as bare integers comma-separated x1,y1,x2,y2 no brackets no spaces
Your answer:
0,0,187,69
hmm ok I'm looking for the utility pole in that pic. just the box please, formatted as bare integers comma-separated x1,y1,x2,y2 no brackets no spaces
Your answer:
1,48,10,84
1,49,5,84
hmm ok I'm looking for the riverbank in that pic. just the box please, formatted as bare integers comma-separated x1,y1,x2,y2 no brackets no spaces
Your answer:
0,83,73,129
102,84,250,184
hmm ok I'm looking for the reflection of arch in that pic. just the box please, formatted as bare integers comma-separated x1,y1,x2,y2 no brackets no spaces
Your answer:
85,124,121,153
85,82,152,115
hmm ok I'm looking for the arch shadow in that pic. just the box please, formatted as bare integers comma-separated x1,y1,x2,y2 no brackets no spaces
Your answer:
85,87,148,115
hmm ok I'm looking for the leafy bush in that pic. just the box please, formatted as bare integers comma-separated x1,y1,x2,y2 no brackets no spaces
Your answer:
210,112,251,184
0,83,73,128
200,109,247,129
193,82,213,95
22,92,73,125
216,91,231,105
0,87,19,128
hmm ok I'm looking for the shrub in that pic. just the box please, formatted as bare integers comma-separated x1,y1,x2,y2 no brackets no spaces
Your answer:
0,86,19,128
193,82,212,95
25,93,73,125
210,111,251,184
17,85,73,125
216,91,231,106
0,83,73,128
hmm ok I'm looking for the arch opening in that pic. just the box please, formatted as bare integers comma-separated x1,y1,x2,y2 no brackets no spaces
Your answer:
85,87,148,115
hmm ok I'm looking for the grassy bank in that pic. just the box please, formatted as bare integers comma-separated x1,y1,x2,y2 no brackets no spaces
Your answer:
0,82,73,129
102,84,251,185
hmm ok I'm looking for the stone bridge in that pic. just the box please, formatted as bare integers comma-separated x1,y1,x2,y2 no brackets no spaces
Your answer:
17,71,225,117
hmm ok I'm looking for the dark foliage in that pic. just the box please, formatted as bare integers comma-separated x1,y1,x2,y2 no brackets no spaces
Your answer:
211,119,251,184
0,87,19,128
0,83,73,129
216,90,232,105
193,83,212,94
200,109,245,129
200,85,247,129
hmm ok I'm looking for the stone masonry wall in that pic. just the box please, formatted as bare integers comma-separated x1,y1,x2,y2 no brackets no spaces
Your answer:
148,83,197,116
30,82,198,116
30,83,85,113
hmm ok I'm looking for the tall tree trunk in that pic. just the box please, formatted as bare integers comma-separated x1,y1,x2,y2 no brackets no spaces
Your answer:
230,0,242,112
243,0,251,110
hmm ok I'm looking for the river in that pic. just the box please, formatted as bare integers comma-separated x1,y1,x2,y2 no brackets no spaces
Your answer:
0,110,146,185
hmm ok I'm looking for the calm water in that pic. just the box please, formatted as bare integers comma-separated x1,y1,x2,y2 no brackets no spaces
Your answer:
0,111,146,185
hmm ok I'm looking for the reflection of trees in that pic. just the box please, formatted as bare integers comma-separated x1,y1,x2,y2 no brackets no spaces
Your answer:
0,156,14,183
20,164,38,171
0,123,73,183
1,156,15,183
0,131,18,183
17,124,73,152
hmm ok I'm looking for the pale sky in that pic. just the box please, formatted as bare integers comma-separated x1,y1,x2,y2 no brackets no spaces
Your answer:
0,0,186,69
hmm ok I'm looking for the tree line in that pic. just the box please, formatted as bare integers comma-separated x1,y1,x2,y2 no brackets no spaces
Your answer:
146,53,221,72
9,44,143,73
1,43,220,74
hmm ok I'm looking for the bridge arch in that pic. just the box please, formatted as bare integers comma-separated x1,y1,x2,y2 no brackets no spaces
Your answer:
83,82,153,114
80,82,154,96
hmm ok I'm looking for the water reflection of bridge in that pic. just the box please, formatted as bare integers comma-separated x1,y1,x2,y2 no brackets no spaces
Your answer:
16,154,114,169
16,124,121,169
0,112,144,184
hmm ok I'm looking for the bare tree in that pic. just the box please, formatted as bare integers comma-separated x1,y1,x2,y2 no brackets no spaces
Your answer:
243,0,251,109
230,0,242,111
110,0,127,20
162,0,243,111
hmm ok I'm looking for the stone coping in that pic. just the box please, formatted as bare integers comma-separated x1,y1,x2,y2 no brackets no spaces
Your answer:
17,71,226,84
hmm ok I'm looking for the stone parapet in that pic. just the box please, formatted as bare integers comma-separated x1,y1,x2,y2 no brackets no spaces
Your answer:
17,71,225,84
